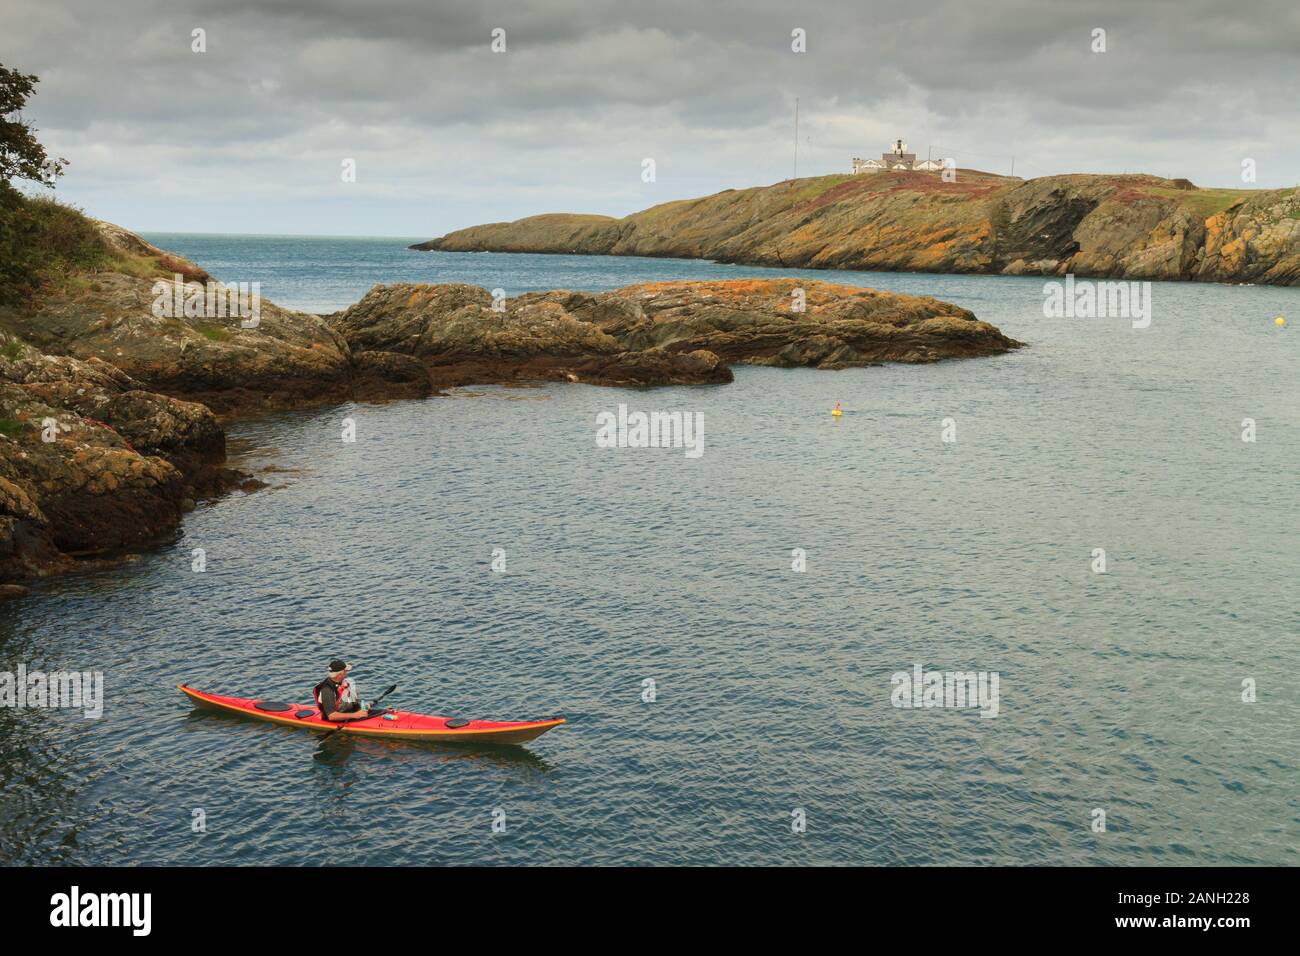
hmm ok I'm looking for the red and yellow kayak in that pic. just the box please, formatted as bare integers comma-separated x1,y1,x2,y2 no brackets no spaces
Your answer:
178,684,565,746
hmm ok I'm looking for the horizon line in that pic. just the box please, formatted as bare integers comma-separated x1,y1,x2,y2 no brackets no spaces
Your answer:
134,230,429,241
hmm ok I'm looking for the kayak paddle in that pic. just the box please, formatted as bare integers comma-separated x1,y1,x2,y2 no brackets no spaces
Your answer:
319,683,397,740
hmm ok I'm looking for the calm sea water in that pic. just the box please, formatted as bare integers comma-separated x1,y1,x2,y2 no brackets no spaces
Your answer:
1,235,1296,866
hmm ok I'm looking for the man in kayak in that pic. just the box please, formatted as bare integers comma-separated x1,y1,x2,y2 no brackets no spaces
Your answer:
314,660,378,722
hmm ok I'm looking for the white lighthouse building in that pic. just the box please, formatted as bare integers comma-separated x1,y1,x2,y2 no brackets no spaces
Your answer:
852,139,945,174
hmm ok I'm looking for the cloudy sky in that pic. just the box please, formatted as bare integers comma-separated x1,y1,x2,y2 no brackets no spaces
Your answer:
3,0,1297,237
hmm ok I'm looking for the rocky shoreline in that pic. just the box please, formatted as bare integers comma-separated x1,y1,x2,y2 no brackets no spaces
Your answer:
415,171,1300,286
0,223,1021,593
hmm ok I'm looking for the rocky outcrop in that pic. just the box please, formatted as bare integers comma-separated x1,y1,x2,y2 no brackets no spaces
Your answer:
593,279,1020,366
328,279,1020,388
0,330,235,585
416,171,1300,286
0,222,433,416
328,283,732,387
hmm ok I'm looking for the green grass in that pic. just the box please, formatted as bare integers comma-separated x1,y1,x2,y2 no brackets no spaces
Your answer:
628,175,857,233
791,174,853,202
0,185,209,308
1145,186,1249,219
1,341,23,359
0,185,111,306
193,322,233,342
0,418,29,438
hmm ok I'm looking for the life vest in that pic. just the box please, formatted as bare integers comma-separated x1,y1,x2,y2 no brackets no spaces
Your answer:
313,677,358,720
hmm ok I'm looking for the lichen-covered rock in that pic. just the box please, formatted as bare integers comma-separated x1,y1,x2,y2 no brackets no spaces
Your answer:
349,350,433,402
598,279,1018,367
0,330,230,582
0,239,432,417
328,279,1019,387
0,271,355,415
329,283,736,387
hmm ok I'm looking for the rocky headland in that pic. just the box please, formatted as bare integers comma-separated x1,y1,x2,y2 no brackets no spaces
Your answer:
414,170,1300,286
0,218,1019,593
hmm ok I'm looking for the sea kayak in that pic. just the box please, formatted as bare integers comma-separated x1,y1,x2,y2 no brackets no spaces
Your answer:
178,684,565,745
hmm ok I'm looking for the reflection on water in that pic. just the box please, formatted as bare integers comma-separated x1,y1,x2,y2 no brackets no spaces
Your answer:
181,706,553,772
312,733,554,774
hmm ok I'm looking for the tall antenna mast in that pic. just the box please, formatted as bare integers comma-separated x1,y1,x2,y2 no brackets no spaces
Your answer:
793,97,799,180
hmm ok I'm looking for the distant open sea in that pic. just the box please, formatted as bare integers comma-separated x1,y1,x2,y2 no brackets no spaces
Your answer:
1,233,1295,865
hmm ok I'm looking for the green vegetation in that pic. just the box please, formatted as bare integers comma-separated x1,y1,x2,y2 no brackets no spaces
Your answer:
791,174,853,202
1,65,65,187
1,63,109,306
0,186,113,305
1145,186,1248,219
193,322,233,342
0,417,29,438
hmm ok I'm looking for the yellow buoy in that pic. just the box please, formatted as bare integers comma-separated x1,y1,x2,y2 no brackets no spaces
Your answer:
831,402,842,417
1275,316,1286,327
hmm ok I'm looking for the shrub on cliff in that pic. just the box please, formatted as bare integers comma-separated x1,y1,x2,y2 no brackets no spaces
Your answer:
0,64,104,306
0,185,110,304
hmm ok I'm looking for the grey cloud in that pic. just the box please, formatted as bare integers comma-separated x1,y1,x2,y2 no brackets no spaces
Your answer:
2,0,1296,235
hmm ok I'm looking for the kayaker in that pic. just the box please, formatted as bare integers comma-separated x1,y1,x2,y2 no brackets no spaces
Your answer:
313,659,373,722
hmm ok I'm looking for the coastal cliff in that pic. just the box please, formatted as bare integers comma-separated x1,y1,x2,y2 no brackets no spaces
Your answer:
415,171,1300,286
0,217,1019,591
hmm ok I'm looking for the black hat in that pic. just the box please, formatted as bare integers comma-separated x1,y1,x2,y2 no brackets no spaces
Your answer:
327,659,351,675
